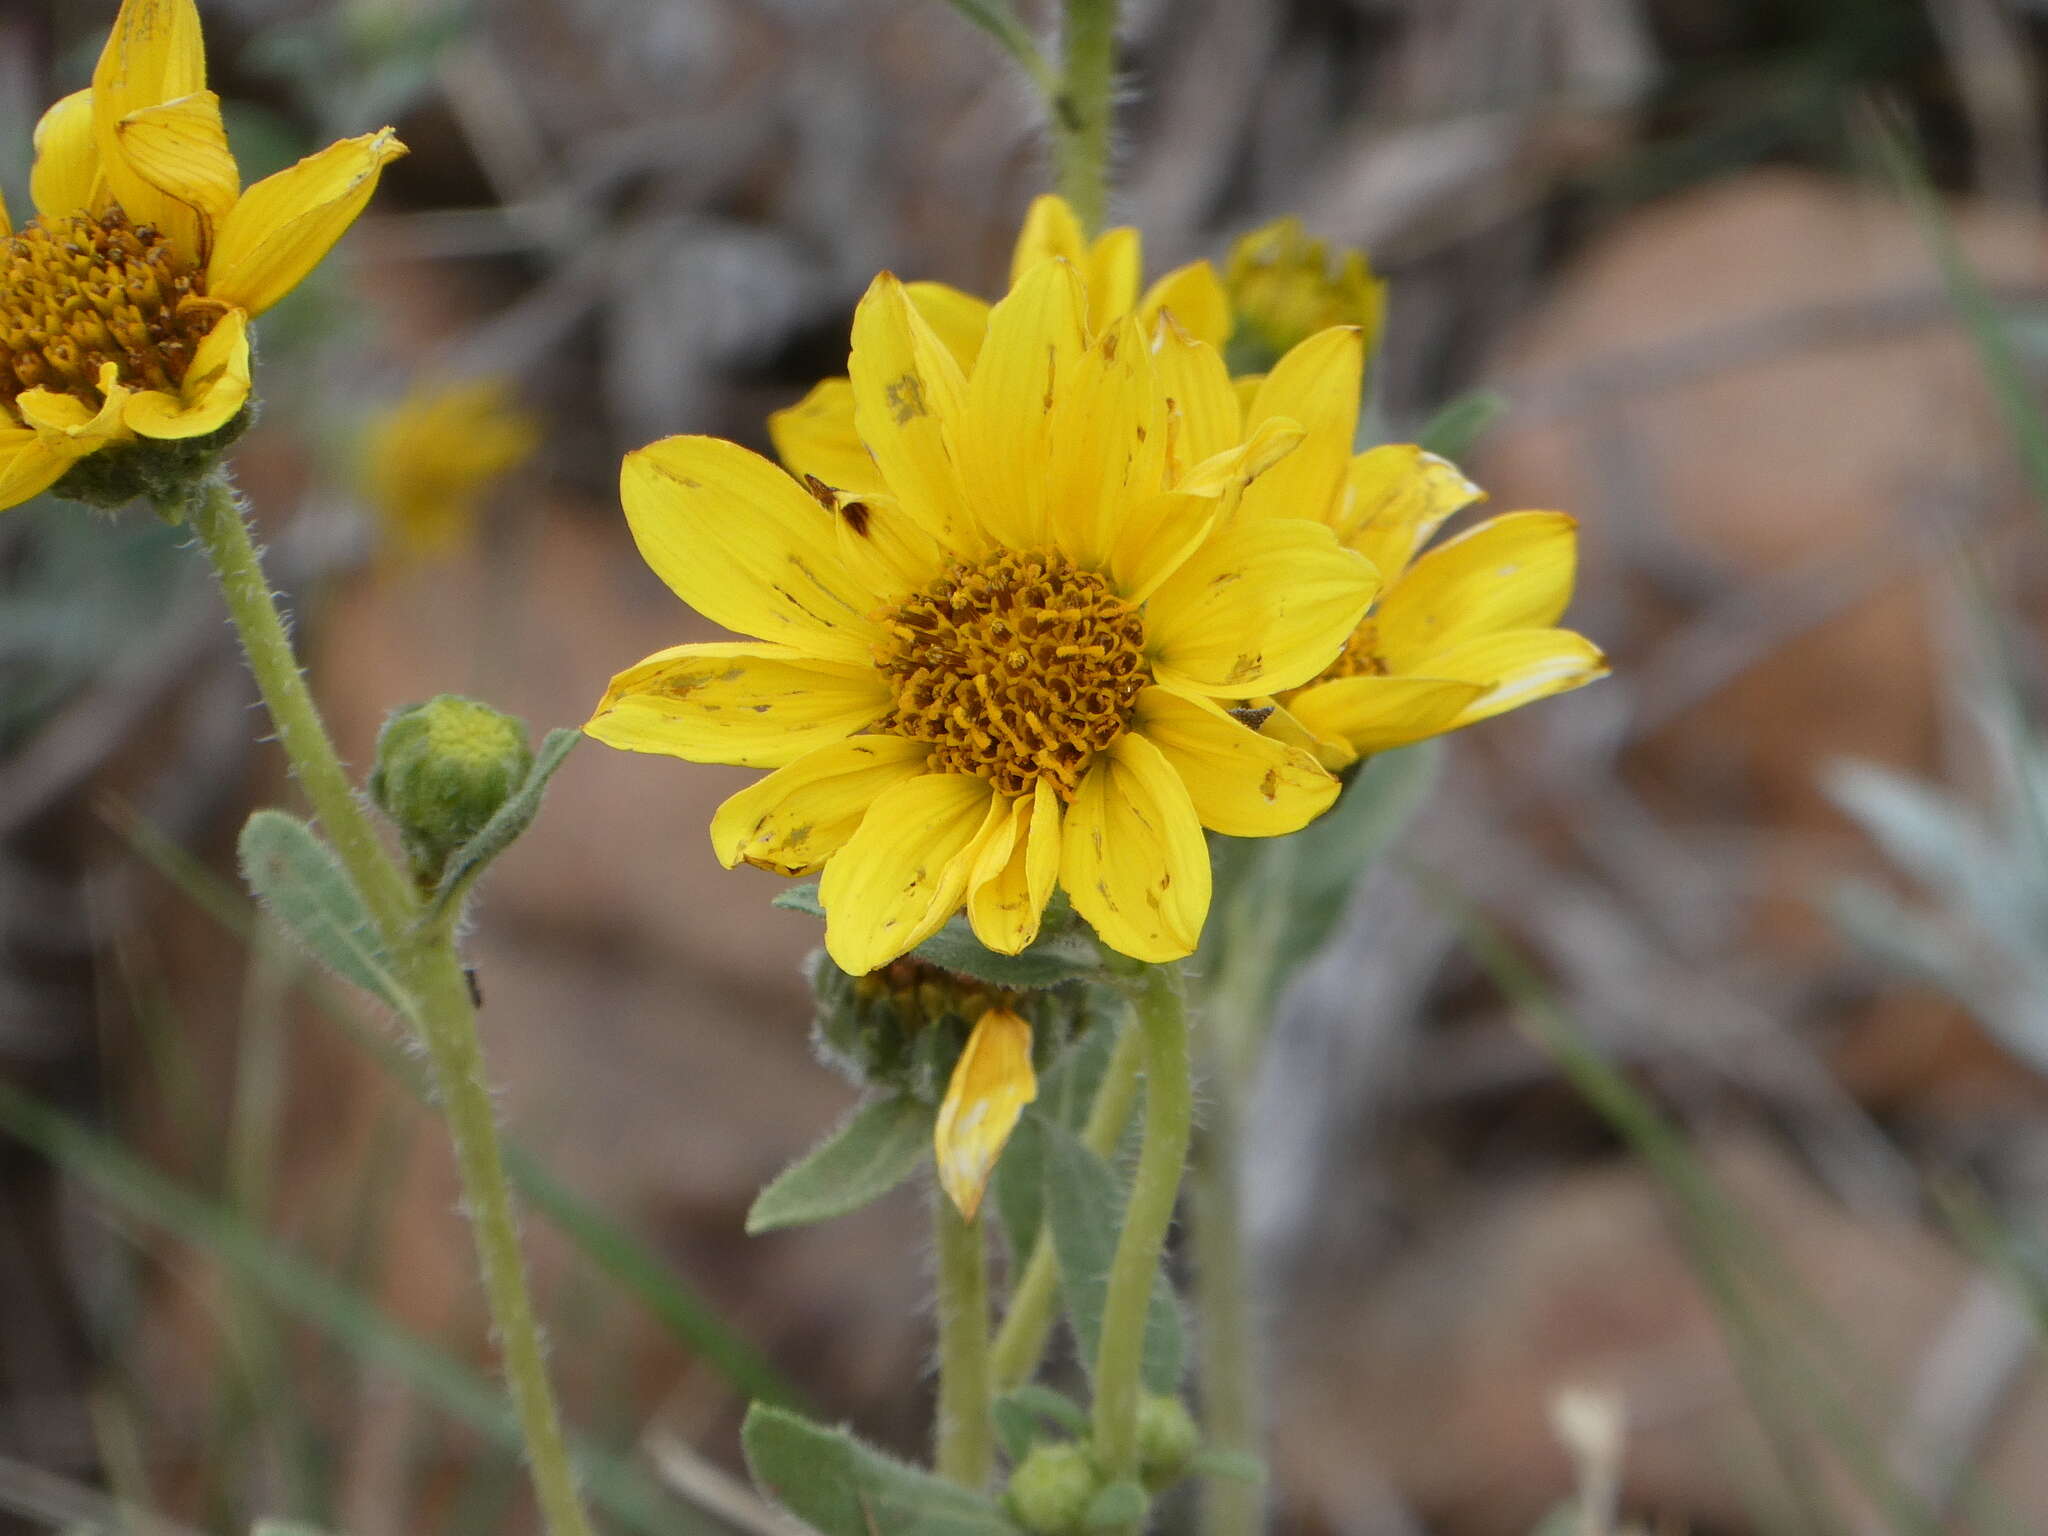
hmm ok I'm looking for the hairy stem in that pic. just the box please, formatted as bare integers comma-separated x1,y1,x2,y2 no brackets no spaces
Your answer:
934,1192,994,1488
1052,0,1117,233
1189,1059,1259,1536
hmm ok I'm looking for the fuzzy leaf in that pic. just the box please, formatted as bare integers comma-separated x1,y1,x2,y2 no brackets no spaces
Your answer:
1002,1384,1089,1436
427,727,580,919
992,1109,1047,1263
746,1095,933,1234
743,1404,1020,1535
237,811,416,1019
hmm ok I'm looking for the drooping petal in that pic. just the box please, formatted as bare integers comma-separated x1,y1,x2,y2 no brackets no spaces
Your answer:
18,362,133,453
709,734,932,874
1139,261,1231,350
1374,511,1578,671
619,435,882,663
125,306,248,438
968,779,1062,955
0,430,75,513
1150,314,1241,475
962,258,1088,548
849,272,974,550
820,773,1000,974
113,90,238,234
30,90,105,220
1132,686,1337,837
1411,627,1609,728
935,1007,1038,1220
1145,516,1378,698
585,642,889,769
904,281,992,373
1010,194,1089,287
1281,674,1488,761
767,377,887,499
1337,445,1483,583
206,129,407,317
1236,325,1363,525
1085,226,1141,331
91,0,210,261
1061,732,1210,963
1046,316,1165,566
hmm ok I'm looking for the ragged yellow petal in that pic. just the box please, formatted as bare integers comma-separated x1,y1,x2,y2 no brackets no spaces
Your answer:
1337,445,1483,582
1150,314,1241,474
114,90,238,235
1281,674,1488,759
963,258,1088,548
1046,316,1165,567
1138,260,1231,350
1375,510,1577,671
1412,627,1609,729
849,272,974,550
820,773,1000,974
0,430,75,513
92,0,209,260
1086,226,1141,332
968,780,1062,955
1062,733,1210,963
18,363,132,453
31,90,105,220
710,735,932,875
1011,194,1089,288
207,129,407,317
1133,687,1337,837
1145,517,1378,698
1237,325,1362,524
905,281,992,373
126,307,248,438
585,642,889,769
935,1007,1038,1221
768,377,886,499
619,435,881,664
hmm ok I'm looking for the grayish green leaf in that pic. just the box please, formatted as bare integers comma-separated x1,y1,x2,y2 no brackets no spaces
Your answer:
743,1404,1019,1535
746,1095,933,1234
236,811,416,1019
1081,1479,1147,1532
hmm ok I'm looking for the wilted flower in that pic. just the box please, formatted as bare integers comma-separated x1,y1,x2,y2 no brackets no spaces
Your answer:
0,0,405,512
363,378,538,562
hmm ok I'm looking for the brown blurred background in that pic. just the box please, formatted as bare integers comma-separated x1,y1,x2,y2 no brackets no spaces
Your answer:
7,0,2048,1531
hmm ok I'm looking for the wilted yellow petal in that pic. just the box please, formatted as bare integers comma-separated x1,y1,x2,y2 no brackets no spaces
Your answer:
935,1008,1038,1221
114,90,238,236
91,0,209,259
125,307,248,439
207,129,407,317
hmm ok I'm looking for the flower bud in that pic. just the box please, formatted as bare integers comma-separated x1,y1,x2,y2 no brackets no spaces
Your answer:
1005,1441,1098,1536
370,695,533,885
1135,1393,1200,1492
1223,217,1385,375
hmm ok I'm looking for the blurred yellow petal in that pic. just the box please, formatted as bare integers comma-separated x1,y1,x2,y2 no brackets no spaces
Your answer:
936,1007,1038,1220
586,642,889,769
91,0,209,258
31,90,105,219
767,377,886,498
1061,733,1209,963
1133,686,1337,836
968,780,1062,955
1086,226,1141,331
126,307,248,439
710,735,933,875
362,376,538,561
207,129,407,317
0,431,75,512
820,773,1000,974
963,258,1087,547
1139,260,1230,350
1046,316,1164,566
1337,445,1483,582
619,435,881,663
1237,325,1362,524
1419,627,1610,728
905,281,992,373
114,90,238,237
1146,517,1377,698
1011,194,1089,287
1283,674,1487,758
1375,511,1577,670
849,272,974,549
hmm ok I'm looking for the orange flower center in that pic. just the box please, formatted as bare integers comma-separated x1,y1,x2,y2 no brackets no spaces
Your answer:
1,208,223,413
876,549,1148,801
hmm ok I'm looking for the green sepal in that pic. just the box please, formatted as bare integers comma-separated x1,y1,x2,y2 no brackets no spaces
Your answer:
423,726,580,921
1002,1384,1090,1439
236,810,417,1021
745,1094,932,1234
1415,388,1508,461
1080,1479,1147,1533
742,1403,1021,1535
774,883,1103,990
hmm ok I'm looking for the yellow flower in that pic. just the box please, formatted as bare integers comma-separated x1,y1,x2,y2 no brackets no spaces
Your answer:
586,261,1378,973
1222,217,1386,374
0,0,406,512
363,378,538,562
934,1007,1037,1221
1257,434,1609,770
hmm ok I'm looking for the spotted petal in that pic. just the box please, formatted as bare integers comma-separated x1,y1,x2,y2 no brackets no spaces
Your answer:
820,773,1002,974
967,780,1063,955
1062,733,1210,963
1133,686,1337,837
710,734,932,875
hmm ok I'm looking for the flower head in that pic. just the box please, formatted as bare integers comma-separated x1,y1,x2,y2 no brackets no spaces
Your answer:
0,0,406,512
1222,217,1385,374
587,261,1377,972
363,377,538,562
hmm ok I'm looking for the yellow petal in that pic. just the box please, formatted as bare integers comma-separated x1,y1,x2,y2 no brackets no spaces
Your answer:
31,90,106,220
828,487,946,605
1145,516,1378,698
125,307,248,438
0,185,7,237
1237,325,1363,524
91,0,209,260
819,773,1000,974
1416,627,1609,728
1174,415,1304,500
968,779,1062,955
619,435,882,664
1107,490,1215,606
1086,225,1141,332
935,1007,1039,1221
1337,445,1483,583
0,431,74,513
1150,314,1240,475
1046,316,1165,566
206,129,407,317
1255,700,1355,772
1132,687,1337,837
905,281,993,373
849,272,974,550
114,90,238,233
767,377,887,499
19,363,132,452
1010,194,1089,288
1061,732,1210,963
962,258,1088,548
1375,511,1578,671
1139,260,1231,350
1282,674,1488,758
585,641,889,769
710,734,932,875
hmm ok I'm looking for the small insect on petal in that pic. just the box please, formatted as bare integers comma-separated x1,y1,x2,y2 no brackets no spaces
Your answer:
935,1007,1038,1221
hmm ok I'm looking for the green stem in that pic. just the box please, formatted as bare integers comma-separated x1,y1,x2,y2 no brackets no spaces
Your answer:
1052,0,1117,234
934,1192,994,1488
990,1020,1144,1389
1189,1065,1258,1536
1093,961,1191,1481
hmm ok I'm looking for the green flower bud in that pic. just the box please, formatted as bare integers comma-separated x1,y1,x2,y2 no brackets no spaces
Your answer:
1005,1441,1099,1536
1135,1393,1200,1492
370,695,533,886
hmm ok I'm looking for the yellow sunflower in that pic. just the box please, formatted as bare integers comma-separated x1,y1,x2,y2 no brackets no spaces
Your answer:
586,260,1379,974
0,0,406,511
